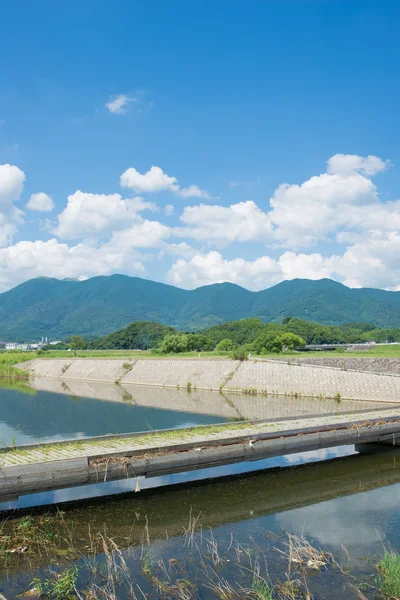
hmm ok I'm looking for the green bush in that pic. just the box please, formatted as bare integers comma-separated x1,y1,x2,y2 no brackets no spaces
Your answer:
232,347,248,361
215,338,238,352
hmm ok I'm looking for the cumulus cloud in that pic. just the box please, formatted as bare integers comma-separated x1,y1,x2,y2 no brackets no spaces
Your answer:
167,153,392,250
327,153,390,176
27,192,54,212
0,238,145,292
53,191,156,239
106,94,137,115
167,250,337,290
0,164,25,246
178,201,273,245
0,164,25,204
109,219,171,249
332,231,400,290
120,165,209,199
121,166,177,193
269,168,379,247
167,251,281,289
2,152,400,294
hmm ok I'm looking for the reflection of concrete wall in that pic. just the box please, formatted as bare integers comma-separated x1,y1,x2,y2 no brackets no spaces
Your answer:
18,357,400,402
29,377,389,421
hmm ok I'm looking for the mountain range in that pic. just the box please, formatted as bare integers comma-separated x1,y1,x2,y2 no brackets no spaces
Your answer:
1,274,400,340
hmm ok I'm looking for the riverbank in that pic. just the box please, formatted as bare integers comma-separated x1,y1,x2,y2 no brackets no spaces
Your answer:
16,356,400,402
0,354,29,381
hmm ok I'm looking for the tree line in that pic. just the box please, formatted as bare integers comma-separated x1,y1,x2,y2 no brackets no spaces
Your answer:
42,317,400,356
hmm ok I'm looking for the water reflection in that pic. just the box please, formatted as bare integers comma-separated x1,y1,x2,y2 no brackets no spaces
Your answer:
0,379,392,448
2,448,400,559
0,445,355,512
2,446,400,599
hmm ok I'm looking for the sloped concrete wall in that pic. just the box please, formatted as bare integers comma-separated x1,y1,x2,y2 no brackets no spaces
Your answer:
227,360,400,402
17,357,400,402
122,359,236,389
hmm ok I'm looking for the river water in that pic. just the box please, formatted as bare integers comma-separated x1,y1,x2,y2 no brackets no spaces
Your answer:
1,381,399,598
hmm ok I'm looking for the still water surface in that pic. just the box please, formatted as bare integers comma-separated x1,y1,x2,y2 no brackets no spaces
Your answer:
1,445,400,598
0,379,390,446
1,380,399,598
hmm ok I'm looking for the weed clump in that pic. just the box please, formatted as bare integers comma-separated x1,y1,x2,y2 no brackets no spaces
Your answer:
376,551,400,599
232,347,248,361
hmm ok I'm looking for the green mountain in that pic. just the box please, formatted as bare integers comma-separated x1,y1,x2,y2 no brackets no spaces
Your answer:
1,274,400,340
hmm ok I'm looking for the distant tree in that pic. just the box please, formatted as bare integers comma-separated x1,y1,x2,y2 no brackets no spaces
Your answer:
253,331,306,354
276,332,306,351
158,334,189,354
215,338,238,352
186,334,214,352
253,332,283,354
70,335,86,357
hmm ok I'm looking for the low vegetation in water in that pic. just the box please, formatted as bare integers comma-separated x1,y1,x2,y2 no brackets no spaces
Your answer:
0,511,397,600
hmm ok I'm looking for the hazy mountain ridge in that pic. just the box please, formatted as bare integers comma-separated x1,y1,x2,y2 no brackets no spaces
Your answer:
1,274,400,340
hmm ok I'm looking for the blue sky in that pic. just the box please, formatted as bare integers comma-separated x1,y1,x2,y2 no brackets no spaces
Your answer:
0,0,400,292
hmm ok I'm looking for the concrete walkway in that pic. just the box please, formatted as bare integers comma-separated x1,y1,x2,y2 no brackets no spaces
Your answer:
2,408,400,499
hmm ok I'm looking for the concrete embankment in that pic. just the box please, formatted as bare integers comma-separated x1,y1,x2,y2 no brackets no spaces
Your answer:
17,357,400,402
274,356,400,376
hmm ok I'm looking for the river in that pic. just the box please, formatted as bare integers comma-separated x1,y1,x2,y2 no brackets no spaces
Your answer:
0,381,399,598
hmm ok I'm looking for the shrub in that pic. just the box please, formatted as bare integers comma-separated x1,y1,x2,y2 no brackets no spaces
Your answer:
215,338,238,352
232,347,248,361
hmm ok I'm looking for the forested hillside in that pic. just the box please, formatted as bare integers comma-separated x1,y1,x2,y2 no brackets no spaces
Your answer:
2,274,400,340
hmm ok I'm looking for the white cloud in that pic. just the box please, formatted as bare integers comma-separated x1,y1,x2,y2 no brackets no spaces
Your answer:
0,238,145,292
166,153,392,251
106,94,137,115
175,184,209,199
109,219,171,249
0,164,25,246
120,165,209,198
158,241,196,258
27,192,54,212
268,154,387,247
327,153,390,176
167,250,338,290
167,251,281,289
2,152,400,294
121,166,178,193
0,164,25,205
54,191,156,239
332,231,400,290
178,201,273,245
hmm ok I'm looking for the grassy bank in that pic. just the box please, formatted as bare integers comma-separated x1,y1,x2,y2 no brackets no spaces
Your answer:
0,352,30,380
7,344,400,361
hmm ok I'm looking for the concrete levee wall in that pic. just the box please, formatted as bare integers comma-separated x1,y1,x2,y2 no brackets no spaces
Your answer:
17,358,400,402
227,360,400,402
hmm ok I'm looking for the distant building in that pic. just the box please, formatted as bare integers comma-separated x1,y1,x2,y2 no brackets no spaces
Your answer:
5,342,31,351
0,341,6,349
